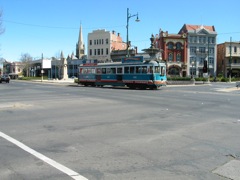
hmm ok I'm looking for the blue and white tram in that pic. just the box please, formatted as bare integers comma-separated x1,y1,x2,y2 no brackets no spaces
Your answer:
78,56,167,89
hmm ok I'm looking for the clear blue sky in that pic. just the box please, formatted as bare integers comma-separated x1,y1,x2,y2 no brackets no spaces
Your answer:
0,0,240,61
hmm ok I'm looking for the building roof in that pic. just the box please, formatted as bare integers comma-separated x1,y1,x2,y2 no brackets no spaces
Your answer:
179,24,216,34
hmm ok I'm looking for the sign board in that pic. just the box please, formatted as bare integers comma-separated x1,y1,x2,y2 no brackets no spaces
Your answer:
82,59,98,66
121,56,143,63
42,59,51,69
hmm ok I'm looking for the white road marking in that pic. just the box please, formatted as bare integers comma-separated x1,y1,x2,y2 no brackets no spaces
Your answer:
0,131,88,180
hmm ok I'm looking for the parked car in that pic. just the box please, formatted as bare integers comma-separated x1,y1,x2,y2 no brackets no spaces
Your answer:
0,75,10,83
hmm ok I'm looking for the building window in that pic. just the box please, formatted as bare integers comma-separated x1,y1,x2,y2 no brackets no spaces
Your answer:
199,47,206,53
101,49,103,55
208,37,215,44
190,57,196,64
200,57,205,65
234,46,237,53
193,36,197,43
98,49,100,55
209,57,214,64
90,49,92,56
202,37,206,43
177,53,181,62
168,42,174,50
94,49,96,55
102,39,104,44
90,40,92,45
106,48,109,55
106,38,109,44
190,47,196,54
209,47,214,54
176,42,182,50
94,40,96,45
168,53,173,61
189,36,192,43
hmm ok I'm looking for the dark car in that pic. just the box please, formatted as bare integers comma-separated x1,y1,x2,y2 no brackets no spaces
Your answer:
0,75,10,83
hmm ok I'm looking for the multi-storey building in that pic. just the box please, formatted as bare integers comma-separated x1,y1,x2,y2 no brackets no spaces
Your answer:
158,30,188,77
88,29,127,62
179,24,217,77
217,41,240,78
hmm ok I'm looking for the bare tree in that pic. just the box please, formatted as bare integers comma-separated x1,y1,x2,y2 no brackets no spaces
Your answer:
20,53,33,77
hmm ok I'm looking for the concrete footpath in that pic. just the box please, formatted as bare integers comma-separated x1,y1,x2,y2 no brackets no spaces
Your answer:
31,78,75,85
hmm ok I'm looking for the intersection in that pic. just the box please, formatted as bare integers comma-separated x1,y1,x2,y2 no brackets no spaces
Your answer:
0,80,240,180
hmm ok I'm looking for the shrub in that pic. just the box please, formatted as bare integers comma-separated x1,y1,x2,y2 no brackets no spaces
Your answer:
167,76,191,81
221,78,228,82
194,77,208,81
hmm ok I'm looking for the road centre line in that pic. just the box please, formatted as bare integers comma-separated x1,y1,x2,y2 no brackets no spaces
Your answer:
0,131,88,180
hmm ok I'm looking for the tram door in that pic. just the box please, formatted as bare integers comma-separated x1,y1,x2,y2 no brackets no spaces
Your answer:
96,68,101,81
116,67,123,81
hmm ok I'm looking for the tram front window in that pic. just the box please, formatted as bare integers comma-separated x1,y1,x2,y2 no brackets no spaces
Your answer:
155,66,160,73
161,66,166,76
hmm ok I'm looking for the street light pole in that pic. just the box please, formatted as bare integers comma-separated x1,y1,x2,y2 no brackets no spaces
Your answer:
126,8,140,57
207,37,210,82
229,37,232,82
191,61,194,79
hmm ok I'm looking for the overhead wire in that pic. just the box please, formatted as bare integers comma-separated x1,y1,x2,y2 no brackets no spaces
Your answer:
2,19,125,30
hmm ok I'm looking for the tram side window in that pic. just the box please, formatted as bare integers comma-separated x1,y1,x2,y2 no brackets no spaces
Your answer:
96,68,101,74
92,68,96,74
83,68,88,74
161,66,166,76
124,67,129,74
136,66,141,73
149,66,153,73
142,66,147,74
130,66,135,74
117,67,122,74
155,66,160,73
106,68,111,74
102,68,106,74
111,68,116,74
88,68,95,74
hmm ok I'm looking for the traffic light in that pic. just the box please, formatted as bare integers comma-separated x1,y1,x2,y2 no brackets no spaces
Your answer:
203,60,208,73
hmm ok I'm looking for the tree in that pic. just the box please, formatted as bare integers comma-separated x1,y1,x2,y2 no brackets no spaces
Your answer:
20,53,33,77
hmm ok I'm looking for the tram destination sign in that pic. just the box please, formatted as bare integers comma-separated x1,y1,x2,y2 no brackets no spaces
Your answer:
122,56,143,63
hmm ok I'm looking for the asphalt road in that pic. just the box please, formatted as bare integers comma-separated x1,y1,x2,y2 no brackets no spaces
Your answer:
0,80,240,180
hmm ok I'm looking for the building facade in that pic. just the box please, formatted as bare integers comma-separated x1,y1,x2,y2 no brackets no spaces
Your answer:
217,41,240,78
88,29,127,62
158,31,188,77
179,24,217,77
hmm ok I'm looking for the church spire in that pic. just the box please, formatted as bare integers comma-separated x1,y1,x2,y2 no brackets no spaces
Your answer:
76,23,85,59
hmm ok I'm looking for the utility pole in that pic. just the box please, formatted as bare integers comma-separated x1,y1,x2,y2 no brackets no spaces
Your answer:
229,37,232,82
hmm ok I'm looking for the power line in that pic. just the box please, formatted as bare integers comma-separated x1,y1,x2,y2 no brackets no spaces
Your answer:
3,19,125,30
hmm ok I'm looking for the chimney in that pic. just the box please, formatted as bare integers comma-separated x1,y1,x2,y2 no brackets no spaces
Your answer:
112,30,115,34
118,33,120,36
